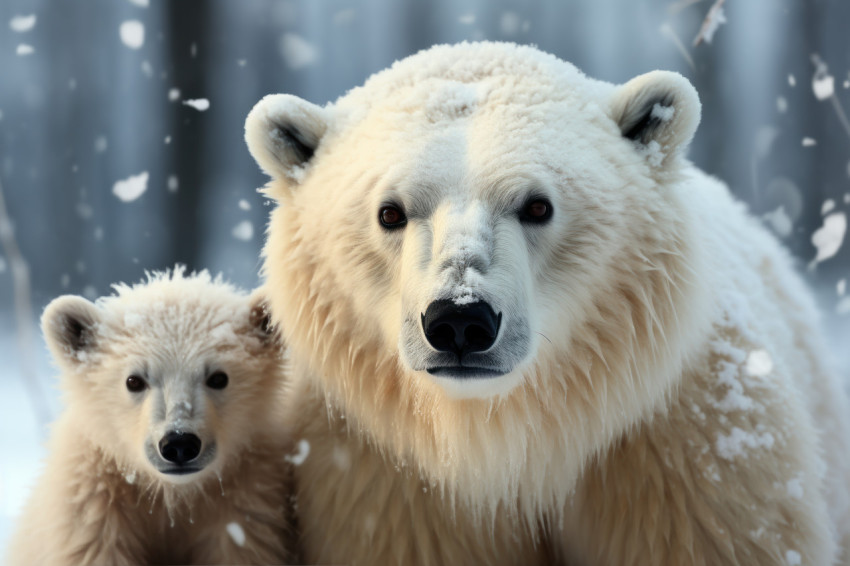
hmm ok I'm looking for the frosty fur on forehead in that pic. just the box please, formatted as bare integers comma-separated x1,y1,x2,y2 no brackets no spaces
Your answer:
244,94,328,184
610,70,701,170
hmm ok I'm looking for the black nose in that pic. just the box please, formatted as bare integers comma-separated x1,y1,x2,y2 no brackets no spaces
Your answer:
421,299,501,356
158,432,202,465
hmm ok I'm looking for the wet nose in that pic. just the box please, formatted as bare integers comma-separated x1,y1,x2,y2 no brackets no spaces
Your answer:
158,432,202,465
421,299,501,356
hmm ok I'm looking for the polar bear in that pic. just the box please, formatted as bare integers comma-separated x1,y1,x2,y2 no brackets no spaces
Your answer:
6,268,297,566
246,42,850,564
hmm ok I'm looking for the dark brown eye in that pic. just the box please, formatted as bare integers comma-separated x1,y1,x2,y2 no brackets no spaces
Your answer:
520,198,553,224
206,371,229,390
379,205,407,229
126,375,147,393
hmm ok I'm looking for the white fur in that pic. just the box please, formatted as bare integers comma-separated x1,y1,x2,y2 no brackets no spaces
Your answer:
6,268,297,565
248,42,850,564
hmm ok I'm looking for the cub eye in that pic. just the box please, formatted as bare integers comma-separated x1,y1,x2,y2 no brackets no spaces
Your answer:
206,371,229,390
379,205,407,229
519,198,553,224
126,375,147,393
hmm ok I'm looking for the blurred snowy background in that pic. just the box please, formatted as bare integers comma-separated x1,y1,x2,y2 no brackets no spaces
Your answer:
1,0,849,556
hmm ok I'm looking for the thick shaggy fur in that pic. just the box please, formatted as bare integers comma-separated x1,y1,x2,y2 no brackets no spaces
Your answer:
248,42,850,564
6,269,296,566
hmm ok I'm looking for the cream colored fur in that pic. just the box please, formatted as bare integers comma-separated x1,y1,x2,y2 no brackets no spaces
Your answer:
248,42,850,564
6,269,297,566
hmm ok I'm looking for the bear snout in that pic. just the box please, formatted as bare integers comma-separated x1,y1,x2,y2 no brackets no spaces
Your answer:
158,431,202,465
421,299,501,357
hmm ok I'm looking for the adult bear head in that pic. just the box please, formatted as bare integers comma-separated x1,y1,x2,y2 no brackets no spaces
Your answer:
246,42,711,514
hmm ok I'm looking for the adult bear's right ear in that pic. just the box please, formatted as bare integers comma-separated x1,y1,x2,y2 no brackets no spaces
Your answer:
244,94,329,185
41,295,101,367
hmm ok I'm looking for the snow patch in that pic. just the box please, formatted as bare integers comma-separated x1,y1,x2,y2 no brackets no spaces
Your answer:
231,220,254,241
638,139,665,167
810,212,846,267
16,44,34,56
124,470,137,485
285,439,310,466
280,33,318,70
226,522,246,547
119,20,145,50
745,350,773,377
715,427,775,460
182,98,209,111
651,103,674,121
9,15,36,33
785,550,801,565
112,172,149,202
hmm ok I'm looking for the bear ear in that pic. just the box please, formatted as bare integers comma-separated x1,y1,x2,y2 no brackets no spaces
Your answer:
41,295,101,366
609,71,701,169
248,291,282,347
244,94,329,185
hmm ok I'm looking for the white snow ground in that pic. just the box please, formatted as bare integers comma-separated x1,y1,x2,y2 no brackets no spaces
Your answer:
0,328,59,559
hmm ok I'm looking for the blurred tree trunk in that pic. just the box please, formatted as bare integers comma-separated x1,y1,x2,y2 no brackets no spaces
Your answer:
164,0,212,270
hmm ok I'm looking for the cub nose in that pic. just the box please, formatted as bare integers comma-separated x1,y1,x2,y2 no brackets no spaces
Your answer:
158,432,202,465
421,299,501,356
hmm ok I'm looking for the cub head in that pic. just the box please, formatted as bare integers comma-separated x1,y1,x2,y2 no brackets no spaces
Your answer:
42,268,282,486
246,42,710,509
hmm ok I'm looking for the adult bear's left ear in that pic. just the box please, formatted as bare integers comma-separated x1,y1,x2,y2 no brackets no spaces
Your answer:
244,94,329,185
609,71,701,169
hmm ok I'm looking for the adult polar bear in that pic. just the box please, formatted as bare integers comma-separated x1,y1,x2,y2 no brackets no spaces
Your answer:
246,42,850,564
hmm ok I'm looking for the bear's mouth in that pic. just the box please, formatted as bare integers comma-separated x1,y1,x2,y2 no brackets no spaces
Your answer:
426,366,508,379
159,467,203,476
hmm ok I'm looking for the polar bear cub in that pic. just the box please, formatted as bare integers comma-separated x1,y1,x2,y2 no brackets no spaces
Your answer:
6,268,296,566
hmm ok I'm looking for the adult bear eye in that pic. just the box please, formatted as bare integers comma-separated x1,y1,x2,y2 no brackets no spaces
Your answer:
519,198,553,224
206,371,229,390
379,205,407,229
126,375,147,393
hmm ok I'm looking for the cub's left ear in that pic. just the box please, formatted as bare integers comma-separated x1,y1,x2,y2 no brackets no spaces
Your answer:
41,295,101,367
609,71,701,169
248,291,282,347
244,94,329,185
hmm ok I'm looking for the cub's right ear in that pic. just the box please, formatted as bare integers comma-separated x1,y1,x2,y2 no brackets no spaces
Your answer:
41,295,101,366
244,94,328,185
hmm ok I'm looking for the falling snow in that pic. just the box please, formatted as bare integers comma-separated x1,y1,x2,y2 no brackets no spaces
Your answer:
182,98,210,111
112,172,149,202
280,33,318,70
16,44,34,56
238,199,251,211
822,199,836,215
810,212,847,267
167,175,179,192
812,73,835,101
9,15,36,33
168,88,180,102
785,550,801,565
231,221,254,241
119,20,145,50
226,522,246,547
802,137,817,147
693,0,726,46
285,439,310,466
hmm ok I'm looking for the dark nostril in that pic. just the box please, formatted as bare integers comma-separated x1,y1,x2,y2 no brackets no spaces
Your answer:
158,432,202,465
421,299,501,356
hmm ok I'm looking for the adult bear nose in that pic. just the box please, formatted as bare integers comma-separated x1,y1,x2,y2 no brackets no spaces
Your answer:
158,432,202,465
421,299,501,356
